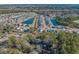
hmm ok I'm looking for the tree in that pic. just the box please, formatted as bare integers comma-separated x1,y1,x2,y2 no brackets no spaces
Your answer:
0,48,21,54
16,39,33,53
7,36,17,48
57,32,79,54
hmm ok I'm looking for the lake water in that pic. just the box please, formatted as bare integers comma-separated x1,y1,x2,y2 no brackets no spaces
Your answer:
51,18,59,26
45,16,49,25
22,18,34,25
23,29,29,32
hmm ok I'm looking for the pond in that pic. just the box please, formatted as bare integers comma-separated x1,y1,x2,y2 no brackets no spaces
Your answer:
45,16,49,25
50,18,59,26
22,18,34,25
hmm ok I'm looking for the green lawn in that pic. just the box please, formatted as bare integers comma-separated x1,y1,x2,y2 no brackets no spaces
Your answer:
73,20,79,23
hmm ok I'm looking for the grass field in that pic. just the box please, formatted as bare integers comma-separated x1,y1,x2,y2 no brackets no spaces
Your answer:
73,20,79,23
